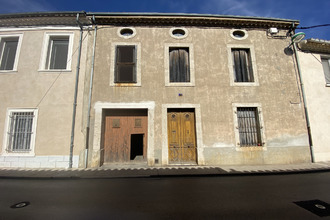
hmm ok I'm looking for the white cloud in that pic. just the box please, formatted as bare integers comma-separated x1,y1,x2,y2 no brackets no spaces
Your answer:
0,0,56,13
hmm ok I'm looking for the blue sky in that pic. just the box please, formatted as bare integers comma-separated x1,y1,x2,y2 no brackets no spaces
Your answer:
0,0,329,40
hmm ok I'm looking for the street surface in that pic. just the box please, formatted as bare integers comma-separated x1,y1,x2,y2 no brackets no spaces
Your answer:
1,172,330,219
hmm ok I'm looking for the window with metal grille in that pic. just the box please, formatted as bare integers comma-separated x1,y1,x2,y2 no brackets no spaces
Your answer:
46,36,69,70
321,57,330,85
0,37,19,70
7,111,35,152
237,107,262,147
115,45,137,83
232,48,254,82
169,47,190,82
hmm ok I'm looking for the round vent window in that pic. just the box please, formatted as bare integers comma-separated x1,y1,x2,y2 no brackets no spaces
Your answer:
230,29,248,40
170,27,188,39
118,27,136,39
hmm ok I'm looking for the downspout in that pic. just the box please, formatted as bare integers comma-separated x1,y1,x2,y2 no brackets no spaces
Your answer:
84,15,97,168
69,13,84,168
292,42,315,163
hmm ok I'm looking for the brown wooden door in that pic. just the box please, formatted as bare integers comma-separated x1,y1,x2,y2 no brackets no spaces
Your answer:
168,112,197,164
103,110,148,163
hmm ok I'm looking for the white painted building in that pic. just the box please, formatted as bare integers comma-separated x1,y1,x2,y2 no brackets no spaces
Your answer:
298,39,330,162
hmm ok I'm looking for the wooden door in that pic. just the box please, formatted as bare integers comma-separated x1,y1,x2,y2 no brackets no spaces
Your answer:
168,112,197,164
103,110,148,163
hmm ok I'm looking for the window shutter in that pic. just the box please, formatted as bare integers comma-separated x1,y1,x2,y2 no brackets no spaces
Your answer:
169,48,190,82
115,45,136,83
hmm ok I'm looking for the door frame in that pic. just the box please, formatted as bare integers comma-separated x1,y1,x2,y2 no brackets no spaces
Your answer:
162,104,205,165
93,102,155,166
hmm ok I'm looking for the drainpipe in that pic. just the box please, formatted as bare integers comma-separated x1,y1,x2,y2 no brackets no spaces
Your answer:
84,16,97,168
292,42,315,163
69,13,84,168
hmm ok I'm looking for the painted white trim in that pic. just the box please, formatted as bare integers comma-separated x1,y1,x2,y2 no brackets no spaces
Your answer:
227,44,259,86
232,103,266,150
164,43,195,87
93,102,155,165
0,33,23,72
110,42,141,87
39,32,74,71
161,104,205,165
2,108,38,157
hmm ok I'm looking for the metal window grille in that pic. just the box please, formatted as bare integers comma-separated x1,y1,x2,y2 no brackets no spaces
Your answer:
7,111,34,152
237,107,262,147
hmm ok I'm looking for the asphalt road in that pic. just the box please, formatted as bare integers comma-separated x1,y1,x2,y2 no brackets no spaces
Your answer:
1,172,330,219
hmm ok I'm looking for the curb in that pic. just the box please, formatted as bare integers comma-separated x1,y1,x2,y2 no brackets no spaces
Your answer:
0,163,329,179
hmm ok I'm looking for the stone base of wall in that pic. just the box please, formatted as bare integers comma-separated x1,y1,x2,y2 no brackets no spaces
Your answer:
202,146,312,165
0,155,79,168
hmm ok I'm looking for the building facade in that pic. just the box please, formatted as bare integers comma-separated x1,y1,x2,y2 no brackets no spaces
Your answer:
298,39,330,162
0,12,89,168
84,14,312,168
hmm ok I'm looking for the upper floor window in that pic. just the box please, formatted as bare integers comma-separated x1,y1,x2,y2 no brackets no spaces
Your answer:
46,36,69,70
321,57,330,86
115,45,136,83
40,33,73,71
227,45,259,86
232,48,254,82
170,27,188,39
110,42,141,86
0,34,22,72
165,43,195,87
2,108,38,156
169,47,190,83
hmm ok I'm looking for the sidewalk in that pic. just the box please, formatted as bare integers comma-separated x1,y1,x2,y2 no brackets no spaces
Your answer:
0,162,330,179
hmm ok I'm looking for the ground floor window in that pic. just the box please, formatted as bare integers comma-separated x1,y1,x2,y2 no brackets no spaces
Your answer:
236,107,263,147
4,109,38,154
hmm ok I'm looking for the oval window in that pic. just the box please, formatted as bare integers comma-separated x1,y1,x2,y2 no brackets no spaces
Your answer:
233,30,245,38
172,29,186,37
170,27,188,39
230,29,248,40
118,27,136,39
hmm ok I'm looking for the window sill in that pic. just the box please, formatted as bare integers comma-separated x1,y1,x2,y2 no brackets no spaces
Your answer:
236,146,266,151
165,82,195,87
38,69,72,73
0,70,18,73
111,83,141,87
326,84,330,87
231,82,259,87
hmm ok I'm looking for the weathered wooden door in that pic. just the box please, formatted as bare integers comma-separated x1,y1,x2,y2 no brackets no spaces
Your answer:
168,112,197,164
103,110,147,163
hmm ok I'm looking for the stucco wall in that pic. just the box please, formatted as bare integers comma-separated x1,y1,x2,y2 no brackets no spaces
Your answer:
87,25,311,166
299,51,330,162
0,28,87,168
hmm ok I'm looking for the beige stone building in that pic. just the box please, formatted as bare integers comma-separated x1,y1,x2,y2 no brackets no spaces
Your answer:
83,13,312,168
298,39,330,162
0,12,89,168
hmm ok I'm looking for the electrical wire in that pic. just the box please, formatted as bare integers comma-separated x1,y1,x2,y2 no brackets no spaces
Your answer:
297,24,330,29
35,30,89,108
